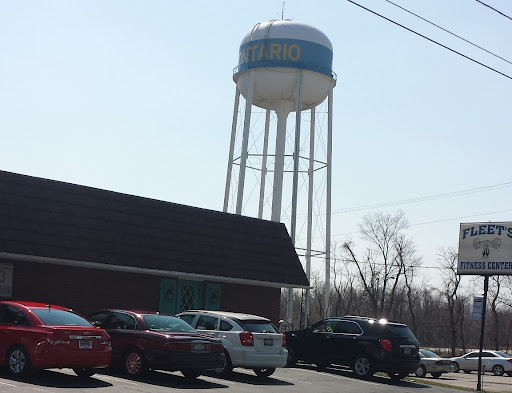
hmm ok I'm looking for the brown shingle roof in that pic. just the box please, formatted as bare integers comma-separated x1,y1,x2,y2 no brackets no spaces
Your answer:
0,170,309,287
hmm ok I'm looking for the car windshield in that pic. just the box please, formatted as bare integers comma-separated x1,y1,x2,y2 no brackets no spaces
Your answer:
143,315,196,333
242,320,278,333
32,308,93,326
420,349,439,358
495,351,512,358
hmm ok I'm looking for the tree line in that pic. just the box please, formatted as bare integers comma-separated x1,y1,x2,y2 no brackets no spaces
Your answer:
281,210,512,356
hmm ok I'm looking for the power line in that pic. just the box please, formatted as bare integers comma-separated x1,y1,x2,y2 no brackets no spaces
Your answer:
345,0,512,80
476,0,512,21
385,0,512,65
332,181,512,214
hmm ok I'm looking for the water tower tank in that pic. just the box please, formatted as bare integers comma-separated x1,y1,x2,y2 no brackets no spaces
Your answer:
233,20,336,114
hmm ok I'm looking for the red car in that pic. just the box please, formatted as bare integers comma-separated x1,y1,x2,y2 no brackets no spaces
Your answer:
86,309,225,380
0,301,111,377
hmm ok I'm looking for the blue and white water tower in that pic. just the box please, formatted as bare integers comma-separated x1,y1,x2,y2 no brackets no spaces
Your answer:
223,20,336,323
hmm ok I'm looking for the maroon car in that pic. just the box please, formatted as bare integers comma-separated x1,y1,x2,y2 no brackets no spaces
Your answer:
86,309,225,380
0,301,111,377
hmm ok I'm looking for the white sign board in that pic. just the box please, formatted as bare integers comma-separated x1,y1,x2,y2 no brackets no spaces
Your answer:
0,263,13,297
458,222,512,275
472,296,483,320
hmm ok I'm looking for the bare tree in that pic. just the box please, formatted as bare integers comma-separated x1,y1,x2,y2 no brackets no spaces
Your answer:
438,247,463,356
341,210,419,319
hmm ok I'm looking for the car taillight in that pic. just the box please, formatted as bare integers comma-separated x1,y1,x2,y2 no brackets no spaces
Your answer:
282,333,287,347
379,339,392,352
508,359,512,364
239,331,254,346
45,332,70,345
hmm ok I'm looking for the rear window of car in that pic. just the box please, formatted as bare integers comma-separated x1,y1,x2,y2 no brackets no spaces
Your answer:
32,308,93,327
143,315,196,333
386,324,418,342
496,351,512,358
241,320,278,333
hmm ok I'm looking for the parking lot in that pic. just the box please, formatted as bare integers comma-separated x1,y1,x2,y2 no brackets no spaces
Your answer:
3,365,510,393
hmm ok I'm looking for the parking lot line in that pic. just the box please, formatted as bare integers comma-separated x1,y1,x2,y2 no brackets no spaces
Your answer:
316,370,383,386
0,381,18,387
94,375,139,385
277,376,313,384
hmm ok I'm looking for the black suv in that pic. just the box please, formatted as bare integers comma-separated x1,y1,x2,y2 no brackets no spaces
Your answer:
285,316,420,380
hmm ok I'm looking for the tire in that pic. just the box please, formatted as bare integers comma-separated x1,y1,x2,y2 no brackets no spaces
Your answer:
6,345,32,377
181,369,202,380
73,367,96,378
352,354,374,379
388,372,408,381
431,372,442,379
492,364,505,376
453,362,460,373
123,349,148,377
214,351,233,375
253,368,276,377
415,365,427,378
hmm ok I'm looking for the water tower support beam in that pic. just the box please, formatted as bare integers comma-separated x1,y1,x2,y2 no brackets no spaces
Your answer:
223,87,241,212
236,71,254,215
258,110,271,219
304,106,315,328
271,108,288,222
287,71,303,323
324,87,333,318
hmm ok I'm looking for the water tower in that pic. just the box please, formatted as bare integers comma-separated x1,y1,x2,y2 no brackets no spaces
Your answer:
223,20,336,325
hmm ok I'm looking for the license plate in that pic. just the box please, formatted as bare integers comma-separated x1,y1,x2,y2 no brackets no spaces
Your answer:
79,339,92,349
264,338,273,346
191,342,210,352
404,347,411,354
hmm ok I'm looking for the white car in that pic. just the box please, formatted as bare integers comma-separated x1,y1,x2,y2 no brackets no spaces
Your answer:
177,310,287,377
415,349,454,378
451,350,512,376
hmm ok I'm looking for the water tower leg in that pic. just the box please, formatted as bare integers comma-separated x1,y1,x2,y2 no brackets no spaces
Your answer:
236,71,254,215
324,87,333,318
258,110,271,219
287,72,303,324
304,107,315,328
223,87,240,212
271,110,288,222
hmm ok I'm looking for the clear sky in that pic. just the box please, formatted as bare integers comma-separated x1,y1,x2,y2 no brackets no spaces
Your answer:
1,1,511,286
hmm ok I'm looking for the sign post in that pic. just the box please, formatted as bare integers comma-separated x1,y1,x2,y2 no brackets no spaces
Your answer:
458,222,512,391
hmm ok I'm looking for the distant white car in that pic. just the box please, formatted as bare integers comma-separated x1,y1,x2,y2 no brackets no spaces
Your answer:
177,310,288,377
450,350,512,376
415,349,454,378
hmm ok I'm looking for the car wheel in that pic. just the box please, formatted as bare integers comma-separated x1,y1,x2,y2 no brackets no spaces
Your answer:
431,372,442,379
123,349,148,377
388,372,408,381
214,350,233,375
415,365,427,378
73,367,96,378
181,369,202,380
453,362,460,373
492,364,505,376
463,370,472,374
352,354,374,379
253,368,276,377
7,345,32,377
